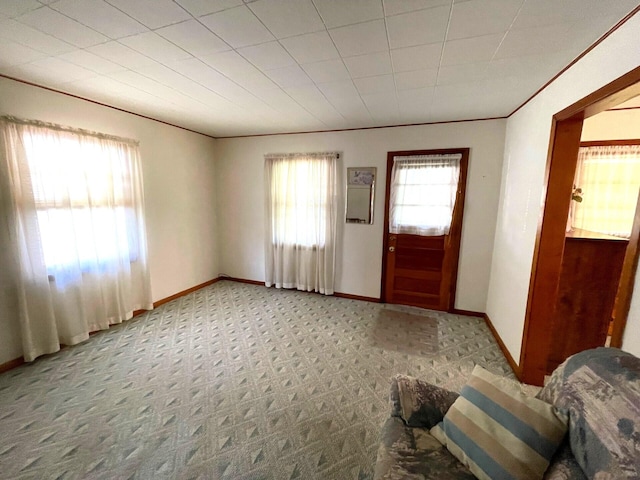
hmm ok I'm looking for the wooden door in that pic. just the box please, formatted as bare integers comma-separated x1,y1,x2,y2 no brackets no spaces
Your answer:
382,148,469,311
546,235,627,374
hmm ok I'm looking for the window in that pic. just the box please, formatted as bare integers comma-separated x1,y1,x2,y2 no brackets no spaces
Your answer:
264,152,338,294
22,131,140,274
389,154,462,236
1,116,152,362
267,155,333,248
572,144,640,238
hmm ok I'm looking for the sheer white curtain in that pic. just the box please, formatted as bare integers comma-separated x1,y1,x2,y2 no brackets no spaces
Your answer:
0,117,152,361
264,152,338,294
390,154,461,236
572,145,640,238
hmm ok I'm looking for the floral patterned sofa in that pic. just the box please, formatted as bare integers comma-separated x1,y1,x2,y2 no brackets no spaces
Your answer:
374,347,640,479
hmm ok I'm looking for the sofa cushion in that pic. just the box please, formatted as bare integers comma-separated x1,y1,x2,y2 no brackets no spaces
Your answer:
430,366,568,480
374,416,476,480
537,347,640,479
391,374,460,429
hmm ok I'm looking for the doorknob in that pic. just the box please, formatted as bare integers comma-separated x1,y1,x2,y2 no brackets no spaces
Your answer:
389,246,395,252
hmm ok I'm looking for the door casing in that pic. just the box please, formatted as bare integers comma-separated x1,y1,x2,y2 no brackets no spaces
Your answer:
381,148,469,311
520,66,640,385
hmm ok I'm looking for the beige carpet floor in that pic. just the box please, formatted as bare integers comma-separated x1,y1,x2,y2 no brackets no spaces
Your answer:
0,280,517,479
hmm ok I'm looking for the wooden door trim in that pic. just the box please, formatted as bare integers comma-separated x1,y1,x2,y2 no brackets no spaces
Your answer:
381,148,470,311
581,139,640,147
521,66,640,385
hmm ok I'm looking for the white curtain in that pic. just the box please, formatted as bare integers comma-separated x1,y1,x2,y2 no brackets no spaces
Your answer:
0,117,152,361
390,154,461,236
264,152,338,294
572,145,640,238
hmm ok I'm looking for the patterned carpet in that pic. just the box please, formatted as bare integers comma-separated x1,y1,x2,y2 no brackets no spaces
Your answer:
0,280,517,480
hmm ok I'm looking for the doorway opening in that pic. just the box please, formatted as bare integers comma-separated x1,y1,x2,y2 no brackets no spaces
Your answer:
520,66,640,386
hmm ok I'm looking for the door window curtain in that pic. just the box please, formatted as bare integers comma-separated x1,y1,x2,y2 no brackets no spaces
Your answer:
264,152,338,295
0,116,152,362
571,144,640,238
389,154,462,236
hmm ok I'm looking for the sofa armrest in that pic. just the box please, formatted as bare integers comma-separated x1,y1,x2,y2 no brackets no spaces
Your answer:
389,374,459,429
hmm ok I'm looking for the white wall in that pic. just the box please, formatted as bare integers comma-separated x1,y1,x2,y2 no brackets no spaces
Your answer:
0,76,219,363
582,107,640,140
215,120,506,312
486,13,640,364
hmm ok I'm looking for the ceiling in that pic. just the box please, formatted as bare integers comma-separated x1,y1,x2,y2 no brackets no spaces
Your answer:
610,94,640,110
0,0,638,138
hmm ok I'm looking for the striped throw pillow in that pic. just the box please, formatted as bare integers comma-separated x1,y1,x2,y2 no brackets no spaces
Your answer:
430,366,568,480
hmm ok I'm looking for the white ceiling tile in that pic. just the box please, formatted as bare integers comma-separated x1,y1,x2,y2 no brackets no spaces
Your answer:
354,74,396,95
0,0,631,137
383,0,451,16
390,43,442,72
136,62,193,87
284,84,328,105
301,59,351,83
511,0,638,30
0,19,75,54
441,33,502,66
394,69,437,89
447,0,523,40
256,87,302,110
397,86,434,104
488,51,566,80
201,50,261,77
199,6,275,48
563,14,623,52
170,57,228,86
329,20,388,57
87,41,157,70
58,49,126,74
174,0,243,17
296,99,345,124
386,5,449,48
120,32,192,64
494,23,571,59
3,62,70,87
0,41,47,67
317,80,360,101
360,91,399,120
169,58,261,108
28,56,97,81
280,31,340,64
62,75,149,102
16,6,108,47
313,0,384,28
265,65,313,88
232,71,278,93
343,51,392,78
50,0,147,39
136,63,234,108
397,87,434,121
156,20,231,57
104,0,190,29
437,62,489,85
0,0,42,17
330,97,372,119
248,0,324,39
109,70,183,99
238,41,296,70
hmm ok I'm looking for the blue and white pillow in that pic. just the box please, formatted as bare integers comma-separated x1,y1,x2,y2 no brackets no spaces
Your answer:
431,366,568,480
